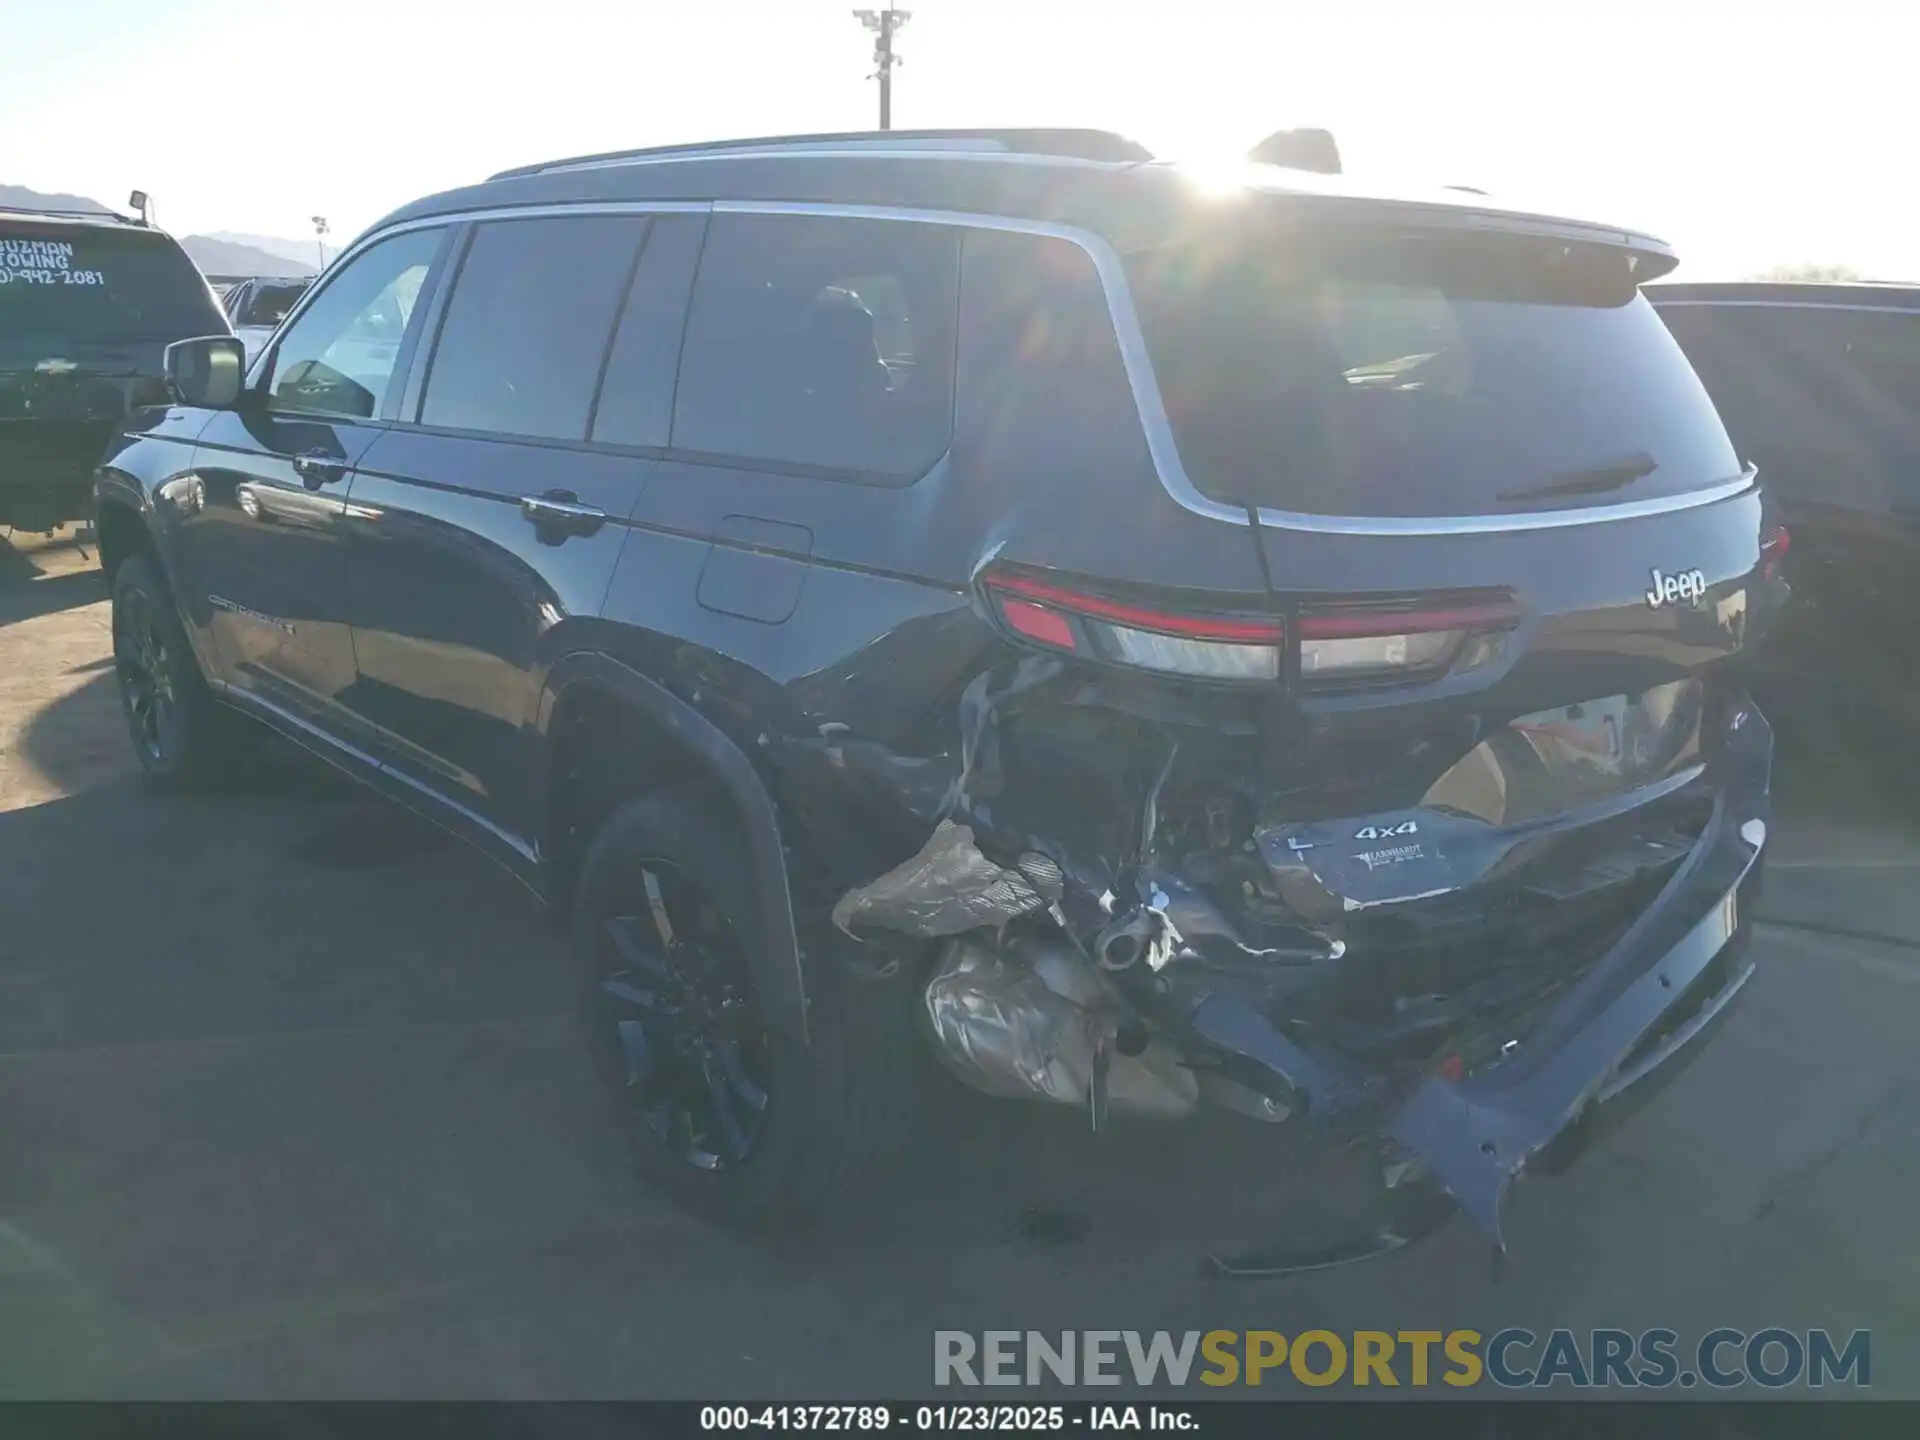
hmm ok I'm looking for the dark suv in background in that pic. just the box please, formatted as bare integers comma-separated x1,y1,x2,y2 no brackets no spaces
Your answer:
97,130,1781,1268
1651,282,1920,741
223,275,315,363
2,205,227,533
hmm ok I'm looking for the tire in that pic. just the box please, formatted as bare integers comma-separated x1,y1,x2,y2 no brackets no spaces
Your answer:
572,790,921,1232
110,552,244,789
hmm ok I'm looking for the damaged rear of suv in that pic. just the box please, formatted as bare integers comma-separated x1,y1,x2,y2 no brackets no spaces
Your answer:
741,150,1781,1266
756,152,1774,1267
112,131,1783,1270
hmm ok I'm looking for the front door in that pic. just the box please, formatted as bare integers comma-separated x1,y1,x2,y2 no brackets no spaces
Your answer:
340,212,694,841
181,225,449,730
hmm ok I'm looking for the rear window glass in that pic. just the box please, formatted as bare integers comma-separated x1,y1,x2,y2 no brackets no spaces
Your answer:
1124,215,1742,518
0,224,224,341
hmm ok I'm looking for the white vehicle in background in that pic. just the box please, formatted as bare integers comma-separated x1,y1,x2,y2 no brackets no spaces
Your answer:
222,276,312,362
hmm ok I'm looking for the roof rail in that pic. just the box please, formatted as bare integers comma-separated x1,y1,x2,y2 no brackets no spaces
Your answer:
490,127,1155,181
0,205,141,225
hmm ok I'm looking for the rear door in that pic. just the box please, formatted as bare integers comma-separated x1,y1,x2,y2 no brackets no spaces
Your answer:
606,210,967,717
180,225,449,728
339,210,690,843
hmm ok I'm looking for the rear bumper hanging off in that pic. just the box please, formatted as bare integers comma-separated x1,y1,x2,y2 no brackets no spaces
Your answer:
1380,699,1771,1248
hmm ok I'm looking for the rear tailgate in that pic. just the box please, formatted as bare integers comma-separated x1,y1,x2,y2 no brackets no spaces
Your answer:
1096,205,1776,1171
1122,203,1769,796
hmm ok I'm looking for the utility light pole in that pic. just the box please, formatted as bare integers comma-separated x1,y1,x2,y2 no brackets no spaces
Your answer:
311,215,331,270
852,5,910,130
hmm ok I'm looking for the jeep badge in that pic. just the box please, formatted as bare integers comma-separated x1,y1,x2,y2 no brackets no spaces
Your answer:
1646,567,1708,608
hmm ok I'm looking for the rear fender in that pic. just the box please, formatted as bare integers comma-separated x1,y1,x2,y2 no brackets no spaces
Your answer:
535,651,810,1043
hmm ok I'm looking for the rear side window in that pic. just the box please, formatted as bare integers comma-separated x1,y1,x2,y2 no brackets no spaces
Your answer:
421,214,649,442
1125,213,1742,518
0,223,223,340
671,214,960,480
1656,303,1920,509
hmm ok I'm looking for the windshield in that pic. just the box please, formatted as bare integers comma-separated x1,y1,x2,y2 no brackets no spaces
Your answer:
1124,213,1742,518
0,222,226,343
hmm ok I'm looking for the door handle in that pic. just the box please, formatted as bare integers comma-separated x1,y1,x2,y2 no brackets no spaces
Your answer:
520,490,606,539
292,451,348,490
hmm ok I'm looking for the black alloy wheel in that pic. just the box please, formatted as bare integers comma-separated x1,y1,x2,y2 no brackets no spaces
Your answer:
113,583,180,766
589,859,774,1171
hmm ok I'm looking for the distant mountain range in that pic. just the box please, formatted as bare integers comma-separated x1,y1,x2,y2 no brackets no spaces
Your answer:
180,235,316,279
0,181,111,215
3,183,316,278
204,230,327,269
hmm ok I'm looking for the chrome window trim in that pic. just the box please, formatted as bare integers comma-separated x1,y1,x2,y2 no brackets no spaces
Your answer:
1651,299,1917,315
334,197,1759,537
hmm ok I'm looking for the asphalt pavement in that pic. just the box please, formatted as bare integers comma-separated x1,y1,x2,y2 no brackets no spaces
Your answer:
2,527,1916,1399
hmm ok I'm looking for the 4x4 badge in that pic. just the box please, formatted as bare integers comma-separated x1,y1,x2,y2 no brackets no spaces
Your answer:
1354,820,1419,841
1646,567,1708,608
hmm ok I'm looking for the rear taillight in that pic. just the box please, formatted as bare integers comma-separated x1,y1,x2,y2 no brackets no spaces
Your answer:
1297,601,1520,683
981,568,1285,681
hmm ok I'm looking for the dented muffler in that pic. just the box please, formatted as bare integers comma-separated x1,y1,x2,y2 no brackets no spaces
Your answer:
922,935,1199,1120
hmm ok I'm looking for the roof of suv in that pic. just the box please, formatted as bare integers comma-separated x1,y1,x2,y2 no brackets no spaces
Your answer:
1649,280,1920,311
370,130,1677,265
0,206,150,230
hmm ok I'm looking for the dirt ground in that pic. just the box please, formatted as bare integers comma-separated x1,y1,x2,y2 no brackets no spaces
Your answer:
2,526,1916,1399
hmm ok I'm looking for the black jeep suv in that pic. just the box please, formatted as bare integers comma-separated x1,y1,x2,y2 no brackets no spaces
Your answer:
97,130,1781,1265
3,205,228,532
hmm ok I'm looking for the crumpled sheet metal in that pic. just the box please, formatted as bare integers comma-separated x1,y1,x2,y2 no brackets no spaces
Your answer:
831,820,1049,939
922,937,1198,1118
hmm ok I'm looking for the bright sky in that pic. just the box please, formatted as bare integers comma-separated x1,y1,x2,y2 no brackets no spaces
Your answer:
1,0,1913,280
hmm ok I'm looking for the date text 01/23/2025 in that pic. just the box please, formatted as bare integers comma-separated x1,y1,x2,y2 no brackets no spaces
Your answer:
700,1406,1197,1432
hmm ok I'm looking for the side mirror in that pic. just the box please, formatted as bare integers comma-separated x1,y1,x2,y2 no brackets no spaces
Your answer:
164,335,248,409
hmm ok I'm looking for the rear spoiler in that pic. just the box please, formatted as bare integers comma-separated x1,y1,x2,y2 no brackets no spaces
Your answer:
1247,128,1342,174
